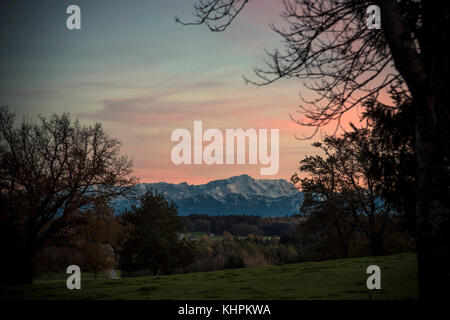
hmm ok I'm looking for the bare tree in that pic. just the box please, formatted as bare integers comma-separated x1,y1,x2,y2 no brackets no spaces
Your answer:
0,107,137,284
179,0,450,299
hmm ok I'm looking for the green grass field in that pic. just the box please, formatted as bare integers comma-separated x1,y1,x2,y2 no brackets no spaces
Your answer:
0,252,417,300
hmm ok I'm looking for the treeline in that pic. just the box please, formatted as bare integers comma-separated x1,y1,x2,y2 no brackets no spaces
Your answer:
182,214,299,237
183,234,300,273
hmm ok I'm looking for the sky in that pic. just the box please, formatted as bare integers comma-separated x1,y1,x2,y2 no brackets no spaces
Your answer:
0,0,365,184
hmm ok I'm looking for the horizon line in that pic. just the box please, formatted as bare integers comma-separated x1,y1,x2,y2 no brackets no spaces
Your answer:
136,173,292,186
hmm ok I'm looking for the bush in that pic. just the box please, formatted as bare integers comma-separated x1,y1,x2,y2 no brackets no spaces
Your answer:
279,246,299,264
241,250,269,267
225,253,245,269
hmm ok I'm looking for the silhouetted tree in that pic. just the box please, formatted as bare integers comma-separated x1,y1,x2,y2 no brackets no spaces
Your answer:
73,199,129,279
361,91,417,235
292,133,398,257
337,129,397,256
0,107,136,284
121,189,195,275
292,140,356,258
180,0,450,298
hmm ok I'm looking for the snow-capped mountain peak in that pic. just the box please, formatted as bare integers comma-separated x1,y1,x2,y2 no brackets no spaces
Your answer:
112,174,302,216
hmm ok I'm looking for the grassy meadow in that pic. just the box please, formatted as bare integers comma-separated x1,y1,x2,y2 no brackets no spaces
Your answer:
0,253,417,300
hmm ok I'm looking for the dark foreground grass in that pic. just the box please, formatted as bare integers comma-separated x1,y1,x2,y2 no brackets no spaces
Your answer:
0,252,417,300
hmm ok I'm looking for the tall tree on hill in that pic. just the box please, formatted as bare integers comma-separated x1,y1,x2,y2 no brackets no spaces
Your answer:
180,0,450,299
0,107,136,284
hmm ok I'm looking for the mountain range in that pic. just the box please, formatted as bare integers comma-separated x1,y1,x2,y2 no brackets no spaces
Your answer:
112,174,303,217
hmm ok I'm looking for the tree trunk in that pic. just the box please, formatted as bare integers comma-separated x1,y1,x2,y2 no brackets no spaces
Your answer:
0,227,35,285
369,234,383,257
341,241,349,259
379,0,450,299
414,95,450,300
1,248,35,285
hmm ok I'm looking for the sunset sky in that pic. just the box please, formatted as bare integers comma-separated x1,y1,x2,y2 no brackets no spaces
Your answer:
0,0,367,184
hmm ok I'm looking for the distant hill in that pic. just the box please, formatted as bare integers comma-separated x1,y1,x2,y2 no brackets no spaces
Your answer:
111,174,303,217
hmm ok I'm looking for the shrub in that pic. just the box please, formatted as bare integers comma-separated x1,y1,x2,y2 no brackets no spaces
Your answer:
225,252,245,269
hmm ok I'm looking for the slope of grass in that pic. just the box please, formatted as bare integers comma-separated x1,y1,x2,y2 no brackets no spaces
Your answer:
0,252,417,300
